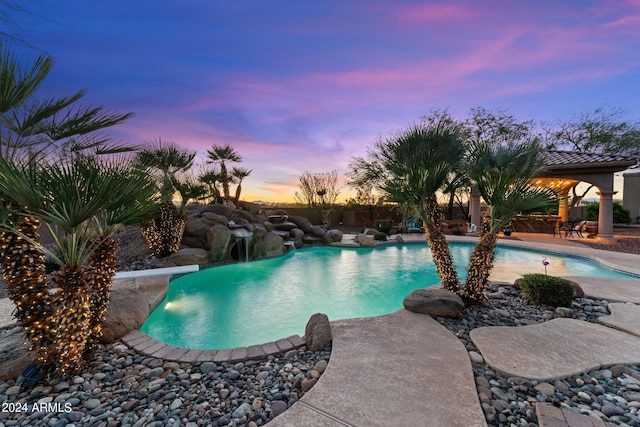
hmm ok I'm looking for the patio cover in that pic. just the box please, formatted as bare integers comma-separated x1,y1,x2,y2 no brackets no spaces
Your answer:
469,150,638,240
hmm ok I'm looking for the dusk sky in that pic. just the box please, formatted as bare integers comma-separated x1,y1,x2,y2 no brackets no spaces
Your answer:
13,0,640,202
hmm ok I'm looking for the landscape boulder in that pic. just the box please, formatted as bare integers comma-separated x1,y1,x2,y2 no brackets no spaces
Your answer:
354,233,375,247
325,229,343,243
305,313,332,351
310,225,327,238
403,288,465,318
288,215,313,233
168,248,209,266
254,232,284,258
201,204,233,218
208,224,232,262
101,288,151,343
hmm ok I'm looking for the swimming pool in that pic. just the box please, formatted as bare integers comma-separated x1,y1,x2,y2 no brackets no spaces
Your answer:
141,243,636,350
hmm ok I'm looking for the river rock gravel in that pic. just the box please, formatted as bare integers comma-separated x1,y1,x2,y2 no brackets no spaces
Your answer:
436,282,640,427
0,344,331,426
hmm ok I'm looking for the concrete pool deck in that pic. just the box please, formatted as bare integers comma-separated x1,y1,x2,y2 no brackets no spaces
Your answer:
1,232,640,426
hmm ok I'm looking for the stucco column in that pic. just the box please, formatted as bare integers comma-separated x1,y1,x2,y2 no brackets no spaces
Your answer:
558,190,569,223
469,186,481,229
597,190,616,240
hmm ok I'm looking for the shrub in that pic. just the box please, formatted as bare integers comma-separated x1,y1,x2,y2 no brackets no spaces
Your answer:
450,226,465,235
374,219,392,234
584,201,631,224
373,232,387,241
519,273,574,307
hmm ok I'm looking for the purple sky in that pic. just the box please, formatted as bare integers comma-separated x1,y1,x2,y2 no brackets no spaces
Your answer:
16,0,640,202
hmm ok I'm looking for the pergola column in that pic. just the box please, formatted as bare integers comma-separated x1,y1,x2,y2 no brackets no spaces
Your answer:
557,190,569,223
469,186,481,228
596,190,616,240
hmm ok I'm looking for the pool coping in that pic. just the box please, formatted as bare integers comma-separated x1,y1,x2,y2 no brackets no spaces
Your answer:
121,329,307,363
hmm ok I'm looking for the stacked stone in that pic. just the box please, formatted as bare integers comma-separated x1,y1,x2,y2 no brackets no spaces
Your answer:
437,283,640,427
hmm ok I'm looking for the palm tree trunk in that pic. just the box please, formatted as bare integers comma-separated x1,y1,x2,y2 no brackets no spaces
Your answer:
423,195,460,293
462,228,497,304
0,212,54,364
85,236,118,356
50,265,92,376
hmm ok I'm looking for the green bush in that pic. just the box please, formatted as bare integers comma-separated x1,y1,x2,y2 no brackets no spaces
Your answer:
373,232,387,241
450,226,465,235
519,273,574,307
584,201,631,224
374,219,392,234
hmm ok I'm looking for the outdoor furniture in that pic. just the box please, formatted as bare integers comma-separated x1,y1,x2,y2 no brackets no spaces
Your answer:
405,218,425,235
564,220,587,238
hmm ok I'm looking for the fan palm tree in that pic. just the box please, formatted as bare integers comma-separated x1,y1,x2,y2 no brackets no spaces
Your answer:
231,167,252,203
206,144,242,201
461,141,558,304
198,169,224,203
0,43,134,368
350,117,466,292
134,139,196,256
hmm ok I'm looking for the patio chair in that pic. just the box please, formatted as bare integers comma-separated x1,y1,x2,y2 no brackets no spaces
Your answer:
405,218,425,235
564,220,587,238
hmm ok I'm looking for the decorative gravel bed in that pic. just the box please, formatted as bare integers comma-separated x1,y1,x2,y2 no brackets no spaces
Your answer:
0,343,331,426
437,283,640,427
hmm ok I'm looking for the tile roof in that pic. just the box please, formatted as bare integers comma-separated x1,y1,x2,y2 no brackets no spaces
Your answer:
542,150,638,167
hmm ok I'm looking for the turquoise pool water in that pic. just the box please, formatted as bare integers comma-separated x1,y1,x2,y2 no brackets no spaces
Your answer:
141,243,636,350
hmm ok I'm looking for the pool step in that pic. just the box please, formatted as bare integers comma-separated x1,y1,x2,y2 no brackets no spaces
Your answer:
121,330,307,363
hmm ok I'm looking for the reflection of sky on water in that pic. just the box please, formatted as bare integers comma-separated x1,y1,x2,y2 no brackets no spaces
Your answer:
142,243,636,349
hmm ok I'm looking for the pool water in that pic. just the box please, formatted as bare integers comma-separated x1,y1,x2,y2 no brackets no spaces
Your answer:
141,243,636,350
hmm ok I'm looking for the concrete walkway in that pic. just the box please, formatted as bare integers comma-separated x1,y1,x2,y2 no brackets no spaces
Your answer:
269,310,487,427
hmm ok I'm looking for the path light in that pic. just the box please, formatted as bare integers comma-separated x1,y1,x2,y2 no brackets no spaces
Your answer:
542,256,549,275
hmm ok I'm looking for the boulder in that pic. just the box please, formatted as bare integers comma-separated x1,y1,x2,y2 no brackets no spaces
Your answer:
292,236,304,249
0,326,35,381
201,204,233,218
181,235,207,250
394,235,404,243
290,228,304,239
184,216,212,237
354,233,375,247
200,212,230,227
232,209,256,223
237,201,262,216
252,224,267,239
254,232,284,258
403,288,465,318
168,248,210,266
208,224,232,262
288,215,313,233
101,288,151,343
310,225,327,237
273,221,298,231
305,313,332,351
264,209,289,224
325,229,343,243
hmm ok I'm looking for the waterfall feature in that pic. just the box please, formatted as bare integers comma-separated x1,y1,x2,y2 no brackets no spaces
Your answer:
230,227,253,262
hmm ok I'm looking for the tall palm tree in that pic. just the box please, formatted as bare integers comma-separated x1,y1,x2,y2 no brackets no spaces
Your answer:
231,167,252,203
461,141,557,304
206,144,242,201
134,139,196,256
349,116,466,292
